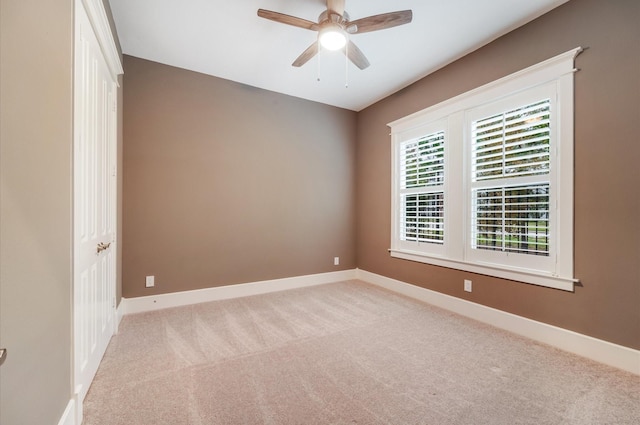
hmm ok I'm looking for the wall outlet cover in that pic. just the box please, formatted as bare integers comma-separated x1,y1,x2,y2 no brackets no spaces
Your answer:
464,279,472,292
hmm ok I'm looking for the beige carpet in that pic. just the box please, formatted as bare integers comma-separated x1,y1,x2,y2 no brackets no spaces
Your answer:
84,280,640,424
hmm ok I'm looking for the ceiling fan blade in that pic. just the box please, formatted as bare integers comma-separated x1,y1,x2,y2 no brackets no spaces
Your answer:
327,0,345,16
347,10,413,34
257,9,319,31
344,40,370,70
292,42,319,67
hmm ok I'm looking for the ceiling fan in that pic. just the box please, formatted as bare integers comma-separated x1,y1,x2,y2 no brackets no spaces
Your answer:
257,0,413,70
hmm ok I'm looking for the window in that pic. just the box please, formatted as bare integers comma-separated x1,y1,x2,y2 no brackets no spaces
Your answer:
396,125,446,256
389,48,581,291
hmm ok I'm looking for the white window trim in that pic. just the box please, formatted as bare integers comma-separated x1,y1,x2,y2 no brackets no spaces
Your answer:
389,47,582,292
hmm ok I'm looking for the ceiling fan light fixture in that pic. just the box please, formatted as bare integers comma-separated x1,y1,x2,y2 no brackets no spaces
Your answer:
319,25,347,51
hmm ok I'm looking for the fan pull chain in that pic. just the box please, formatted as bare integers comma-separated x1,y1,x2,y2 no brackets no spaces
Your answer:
317,43,321,82
345,42,349,88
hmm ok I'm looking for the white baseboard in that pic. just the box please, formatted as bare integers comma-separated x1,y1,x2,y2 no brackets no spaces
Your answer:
115,301,124,332
356,269,640,375
122,269,358,315
57,398,75,425
118,267,638,375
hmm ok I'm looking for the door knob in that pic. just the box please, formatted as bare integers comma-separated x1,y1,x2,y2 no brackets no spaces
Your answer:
0,348,6,367
96,242,112,254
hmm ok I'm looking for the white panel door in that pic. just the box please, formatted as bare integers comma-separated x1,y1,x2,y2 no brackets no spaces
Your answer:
73,0,117,414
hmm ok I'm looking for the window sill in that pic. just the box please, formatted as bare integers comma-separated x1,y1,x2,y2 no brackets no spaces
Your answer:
389,249,577,291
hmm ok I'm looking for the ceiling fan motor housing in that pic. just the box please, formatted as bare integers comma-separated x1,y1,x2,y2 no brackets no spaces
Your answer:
318,10,350,26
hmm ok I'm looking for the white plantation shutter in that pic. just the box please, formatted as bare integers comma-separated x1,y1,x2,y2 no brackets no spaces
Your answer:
470,98,552,257
401,131,445,189
402,193,444,243
471,184,550,255
472,99,551,181
399,130,445,245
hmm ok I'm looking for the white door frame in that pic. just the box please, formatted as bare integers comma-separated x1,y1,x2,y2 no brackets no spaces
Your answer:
73,0,123,422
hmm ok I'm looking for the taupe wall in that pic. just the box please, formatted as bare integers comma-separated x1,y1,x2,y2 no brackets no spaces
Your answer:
356,0,640,349
0,0,73,423
122,56,357,298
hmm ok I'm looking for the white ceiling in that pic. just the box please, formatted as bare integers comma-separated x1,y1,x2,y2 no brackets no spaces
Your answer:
108,0,569,111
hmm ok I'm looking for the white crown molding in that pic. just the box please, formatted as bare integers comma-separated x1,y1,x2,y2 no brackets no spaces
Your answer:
356,269,639,375
121,269,358,315
80,0,123,79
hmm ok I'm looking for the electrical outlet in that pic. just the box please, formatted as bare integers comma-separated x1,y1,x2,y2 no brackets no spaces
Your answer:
145,275,155,288
334,257,340,266
464,279,472,292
